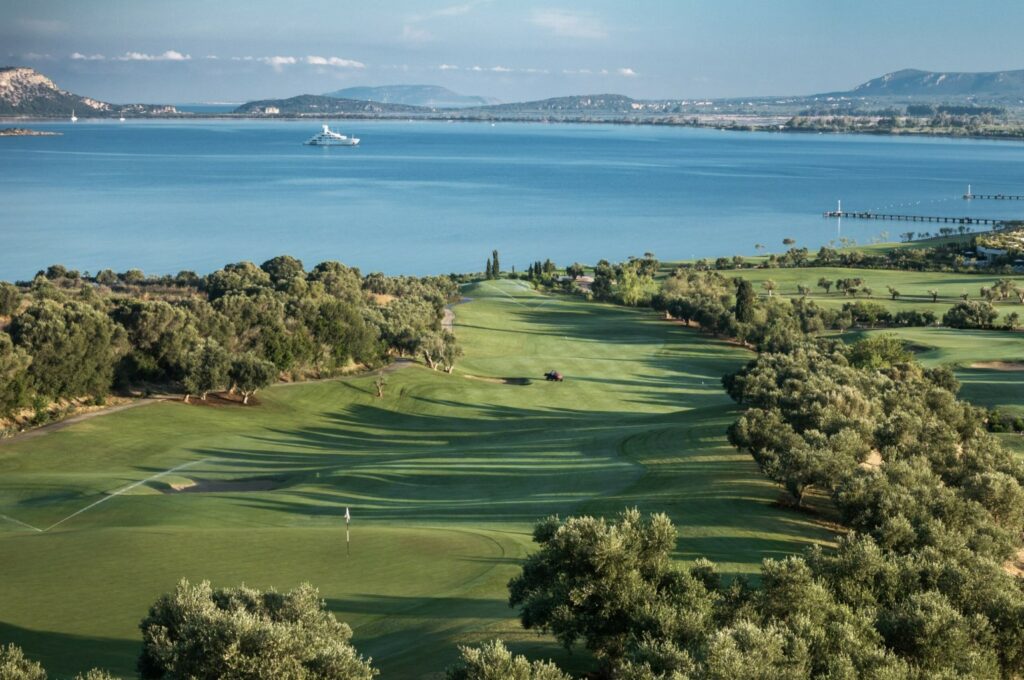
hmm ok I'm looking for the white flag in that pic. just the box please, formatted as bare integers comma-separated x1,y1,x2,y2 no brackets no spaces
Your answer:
344,507,351,525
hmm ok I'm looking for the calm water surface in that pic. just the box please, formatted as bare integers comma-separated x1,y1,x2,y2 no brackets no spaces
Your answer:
1,119,1022,279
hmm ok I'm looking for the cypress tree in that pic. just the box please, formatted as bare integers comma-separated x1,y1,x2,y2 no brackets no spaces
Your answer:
735,278,756,323
492,250,500,278
485,257,493,279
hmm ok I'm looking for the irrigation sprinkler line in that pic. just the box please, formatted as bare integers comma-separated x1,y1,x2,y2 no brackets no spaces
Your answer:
2,457,214,534
1,514,42,532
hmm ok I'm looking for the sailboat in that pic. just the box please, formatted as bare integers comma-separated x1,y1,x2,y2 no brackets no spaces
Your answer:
119,114,126,122
70,109,78,123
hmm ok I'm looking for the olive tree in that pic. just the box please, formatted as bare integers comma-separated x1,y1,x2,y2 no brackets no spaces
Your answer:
0,332,32,417
138,579,377,679
0,644,46,680
445,640,570,680
8,299,123,402
508,510,717,665
182,340,230,402
229,352,277,404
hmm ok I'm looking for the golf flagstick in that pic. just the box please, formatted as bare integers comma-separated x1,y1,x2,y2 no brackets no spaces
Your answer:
345,506,351,556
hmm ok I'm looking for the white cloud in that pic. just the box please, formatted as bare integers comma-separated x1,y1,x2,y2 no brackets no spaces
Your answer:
70,52,105,60
403,1,488,42
305,55,365,68
438,63,548,75
401,24,432,42
617,67,637,77
531,9,606,39
409,1,486,22
22,52,53,60
432,2,481,17
258,56,296,72
115,50,191,61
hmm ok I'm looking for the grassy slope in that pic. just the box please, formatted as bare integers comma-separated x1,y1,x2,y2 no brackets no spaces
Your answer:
721,266,1024,316
850,326,1024,416
0,280,838,678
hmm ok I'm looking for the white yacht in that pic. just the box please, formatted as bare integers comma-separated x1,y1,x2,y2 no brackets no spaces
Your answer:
70,109,78,123
304,124,359,146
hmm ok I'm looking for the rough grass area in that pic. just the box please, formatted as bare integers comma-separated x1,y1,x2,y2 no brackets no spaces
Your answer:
0,280,837,678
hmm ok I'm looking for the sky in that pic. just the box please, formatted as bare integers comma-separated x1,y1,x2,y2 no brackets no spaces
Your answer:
4,0,1024,104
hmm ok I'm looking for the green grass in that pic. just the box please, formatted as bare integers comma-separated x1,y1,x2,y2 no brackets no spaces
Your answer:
852,326,1024,415
0,280,839,678
730,267,1024,315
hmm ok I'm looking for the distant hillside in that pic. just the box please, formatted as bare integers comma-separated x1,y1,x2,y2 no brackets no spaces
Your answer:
323,84,498,108
233,94,427,116
469,93,637,115
0,66,177,117
832,68,1024,99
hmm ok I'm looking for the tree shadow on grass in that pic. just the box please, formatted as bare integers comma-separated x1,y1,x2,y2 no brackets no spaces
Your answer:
0,620,139,678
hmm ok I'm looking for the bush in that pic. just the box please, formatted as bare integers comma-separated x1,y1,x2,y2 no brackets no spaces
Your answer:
445,640,570,680
139,579,377,679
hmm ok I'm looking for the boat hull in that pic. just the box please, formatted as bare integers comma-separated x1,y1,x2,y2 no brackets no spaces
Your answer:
305,138,360,146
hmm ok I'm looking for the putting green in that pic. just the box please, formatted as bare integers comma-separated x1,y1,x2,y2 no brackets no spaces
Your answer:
0,280,835,677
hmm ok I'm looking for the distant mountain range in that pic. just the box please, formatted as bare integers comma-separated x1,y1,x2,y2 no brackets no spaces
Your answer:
463,93,637,114
826,68,1024,100
322,85,499,108
6,66,1024,121
232,92,643,118
233,94,426,116
0,67,176,117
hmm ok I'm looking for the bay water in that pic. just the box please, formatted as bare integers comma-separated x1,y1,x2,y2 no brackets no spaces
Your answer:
1,119,1022,280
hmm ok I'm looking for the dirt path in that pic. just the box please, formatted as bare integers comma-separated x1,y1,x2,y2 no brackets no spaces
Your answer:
0,399,156,446
443,297,471,332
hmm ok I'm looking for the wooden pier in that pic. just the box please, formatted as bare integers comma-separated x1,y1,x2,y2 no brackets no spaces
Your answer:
963,193,1024,200
823,210,1006,226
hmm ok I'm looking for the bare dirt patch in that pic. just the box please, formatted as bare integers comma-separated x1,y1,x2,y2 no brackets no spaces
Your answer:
462,374,532,386
163,477,282,494
859,450,884,470
969,361,1024,371
369,293,397,306
1005,548,1024,578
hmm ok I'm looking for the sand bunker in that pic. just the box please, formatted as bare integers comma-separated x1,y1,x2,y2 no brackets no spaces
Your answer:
462,375,532,385
969,361,1024,371
164,477,281,493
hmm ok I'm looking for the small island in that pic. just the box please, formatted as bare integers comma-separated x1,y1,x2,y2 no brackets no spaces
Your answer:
0,127,61,137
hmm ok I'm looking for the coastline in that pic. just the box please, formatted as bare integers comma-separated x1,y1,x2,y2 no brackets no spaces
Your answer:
2,112,1023,143
0,127,62,136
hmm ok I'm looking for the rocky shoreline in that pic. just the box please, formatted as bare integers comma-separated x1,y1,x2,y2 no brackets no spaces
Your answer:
0,127,61,136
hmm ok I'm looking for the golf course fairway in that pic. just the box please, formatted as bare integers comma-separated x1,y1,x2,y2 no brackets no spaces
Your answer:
0,280,836,678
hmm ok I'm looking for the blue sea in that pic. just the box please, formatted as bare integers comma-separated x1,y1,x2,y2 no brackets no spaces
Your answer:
1,119,1022,280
